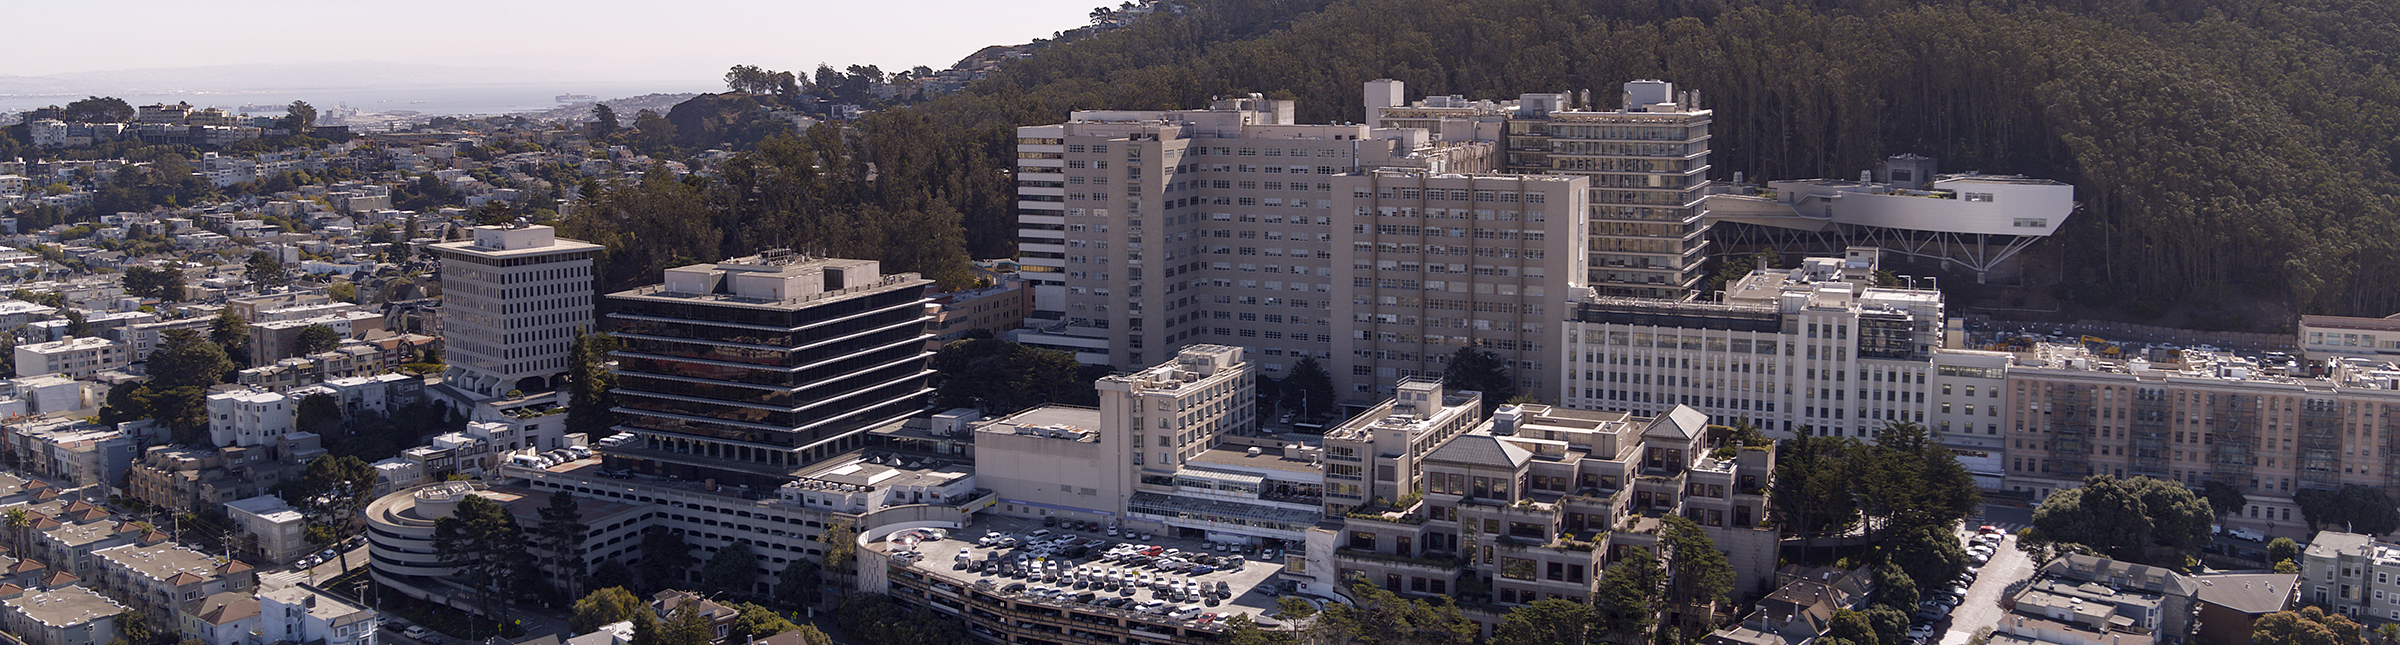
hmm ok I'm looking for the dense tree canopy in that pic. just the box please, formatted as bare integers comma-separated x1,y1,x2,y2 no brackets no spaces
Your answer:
1282,357,1336,421
2032,475,2214,566
635,527,693,592
1660,515,1735,636
570,587,646,633
928,338,1097,413
1592,548,1664,641
2255,606,2367,645
1492,598,1595,645
2294,485,2400,536
1440,347,1517,414
431,495,534,626
654,0,2400,323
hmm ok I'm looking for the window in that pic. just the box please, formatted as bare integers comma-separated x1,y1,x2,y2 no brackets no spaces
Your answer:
1966,192,1997,202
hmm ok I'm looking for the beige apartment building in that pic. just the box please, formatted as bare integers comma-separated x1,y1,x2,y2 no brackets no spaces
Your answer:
2002,345,2400,539
1013,95,1495,376
1299,401,1778,633
1329,169,1588,399
1369,79,1719,299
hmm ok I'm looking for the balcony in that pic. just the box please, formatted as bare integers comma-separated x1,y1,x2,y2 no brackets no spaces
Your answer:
1334,548,1462,572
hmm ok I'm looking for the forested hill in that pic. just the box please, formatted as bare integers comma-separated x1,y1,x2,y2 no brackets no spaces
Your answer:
872,0,2400,320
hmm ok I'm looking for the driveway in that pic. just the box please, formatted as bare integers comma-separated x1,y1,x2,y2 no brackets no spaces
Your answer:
1938,529,2035,645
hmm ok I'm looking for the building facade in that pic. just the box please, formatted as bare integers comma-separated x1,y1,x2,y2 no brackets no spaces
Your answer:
88,542,255,626
1502,82,1715,298
1329,169,1587,398
1300,402,1778,632
2300,314,2400,364
0,585,124,645
2001,346,2400,538
1559,249,1947,438
258,586,378,645
602,253,935,491
430,223,599,399
1012,95,1495,372
14,337,129,380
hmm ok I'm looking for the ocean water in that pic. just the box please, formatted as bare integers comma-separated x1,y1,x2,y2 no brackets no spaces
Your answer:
0,82,717,116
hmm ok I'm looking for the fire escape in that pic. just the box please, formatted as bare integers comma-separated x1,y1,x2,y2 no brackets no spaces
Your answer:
2380,402,2400,499
2296,397,2344,491
2128,387,2171,479
2208,393,2260,486
2047,385,2094,479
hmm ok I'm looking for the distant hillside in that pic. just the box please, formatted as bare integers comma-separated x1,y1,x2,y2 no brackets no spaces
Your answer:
0,61,608,95
845,0,2395,323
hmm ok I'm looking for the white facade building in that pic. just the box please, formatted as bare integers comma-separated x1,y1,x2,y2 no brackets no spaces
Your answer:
257,586,378,645
1,586,124,645
225,495,309,565
1559,249,1946,438
430,224,598,399
15,337,130,380
206,389,295,448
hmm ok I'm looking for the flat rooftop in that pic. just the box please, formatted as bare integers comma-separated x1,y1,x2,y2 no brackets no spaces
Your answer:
794,453,972,490
4,585,124,627
870,513,1300,632
976,405,1106,442
92,542,235,584
1186,444,1321,476
259,586,372,626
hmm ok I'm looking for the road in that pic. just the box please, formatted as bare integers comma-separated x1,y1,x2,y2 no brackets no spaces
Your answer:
1938,518,2036,645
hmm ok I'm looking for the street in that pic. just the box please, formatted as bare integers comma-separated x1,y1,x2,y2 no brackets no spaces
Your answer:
259,545,371,590
1938,508,2037,645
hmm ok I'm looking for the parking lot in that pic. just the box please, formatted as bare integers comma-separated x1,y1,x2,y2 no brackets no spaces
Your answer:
874,514,1298,628
1935,525,2035,645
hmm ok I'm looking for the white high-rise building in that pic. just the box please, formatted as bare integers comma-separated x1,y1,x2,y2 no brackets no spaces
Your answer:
1558,248,1948,438
430,224,598,399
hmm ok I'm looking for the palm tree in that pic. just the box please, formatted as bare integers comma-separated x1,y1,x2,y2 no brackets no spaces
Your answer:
4,508,30,559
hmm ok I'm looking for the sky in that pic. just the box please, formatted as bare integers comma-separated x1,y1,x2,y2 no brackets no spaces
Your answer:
3,0,1110,82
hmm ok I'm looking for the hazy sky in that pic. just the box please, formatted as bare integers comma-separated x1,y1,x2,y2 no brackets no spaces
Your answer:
5,0,1109,81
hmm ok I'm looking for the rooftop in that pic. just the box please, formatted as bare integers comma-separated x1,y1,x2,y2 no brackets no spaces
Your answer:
225,495,303,523
974,405,1106,443
92,541,245,584
1186,444,1323,476
18,336,119,354
868,512,1294,632
792,452,973,491
1100,345,1247,394
610,252,928,312
2301,313,2400,334
3,585,124,628
2191,573,2298,614
186,591,258,626
259,585,373,626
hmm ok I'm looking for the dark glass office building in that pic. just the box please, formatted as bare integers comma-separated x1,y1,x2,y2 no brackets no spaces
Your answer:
603,252,934,490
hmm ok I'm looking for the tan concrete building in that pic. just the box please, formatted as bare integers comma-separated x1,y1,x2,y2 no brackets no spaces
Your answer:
1300,402,1778,633
2300,314,2400,364
1329,169,1589,399
88,542,254,627
1369,79,1720,299
1319,378,1484,513
2001,345,2400,539
1013,96,1496,372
